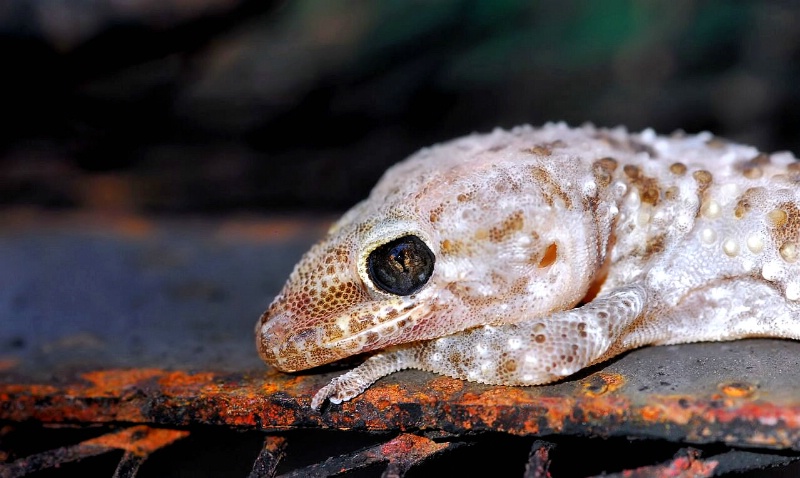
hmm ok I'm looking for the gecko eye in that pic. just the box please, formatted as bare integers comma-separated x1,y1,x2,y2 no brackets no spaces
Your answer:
367,235,435,295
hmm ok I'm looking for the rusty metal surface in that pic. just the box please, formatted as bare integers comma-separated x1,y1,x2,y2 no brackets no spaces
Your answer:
3,345,800,450
3,211,800,476
0,425,188,478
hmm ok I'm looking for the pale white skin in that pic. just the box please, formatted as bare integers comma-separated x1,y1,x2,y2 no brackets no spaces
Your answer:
255,123,800,409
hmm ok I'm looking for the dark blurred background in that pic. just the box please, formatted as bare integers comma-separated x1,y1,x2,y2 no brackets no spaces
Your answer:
1,0,799,214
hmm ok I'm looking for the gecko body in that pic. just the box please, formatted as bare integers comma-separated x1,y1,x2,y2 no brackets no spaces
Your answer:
255,123,800,409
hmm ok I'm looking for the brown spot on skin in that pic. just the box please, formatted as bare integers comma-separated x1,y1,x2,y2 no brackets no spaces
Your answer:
321,323,345,342
440,238,470,257
780,242,798,263
664,186,679,201
623,165,661,206
522,140,566,156
429,204,445,224
592,157,618,187
523,145,552,156
347,317,372,335
734,187,764,219
457,192,473,202
538,243,558,268
742,167,763,179
735,153,771,179
645,234,667,257
768,209,788,228
751,153,772,166
440,239,452,253
596,157,619,171
529,166,573,209
705,137,727,149
489,210,525,243
769,203,800,247
364,331,380,346
534,334,546,343
693,170,713,200
669,162,687,175
502,359,518,374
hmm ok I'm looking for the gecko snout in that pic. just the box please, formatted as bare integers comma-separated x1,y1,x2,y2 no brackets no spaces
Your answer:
257,309,338,372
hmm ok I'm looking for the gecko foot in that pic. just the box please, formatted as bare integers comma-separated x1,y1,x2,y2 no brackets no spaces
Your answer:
310,346,420,409
311,373,370,409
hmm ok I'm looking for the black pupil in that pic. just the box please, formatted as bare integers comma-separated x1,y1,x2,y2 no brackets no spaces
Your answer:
367,235,435,295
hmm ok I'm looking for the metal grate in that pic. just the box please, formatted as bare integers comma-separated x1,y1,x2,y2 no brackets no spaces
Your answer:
3,423,800,477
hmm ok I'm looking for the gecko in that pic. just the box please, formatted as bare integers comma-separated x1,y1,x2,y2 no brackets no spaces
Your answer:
255,123,800,409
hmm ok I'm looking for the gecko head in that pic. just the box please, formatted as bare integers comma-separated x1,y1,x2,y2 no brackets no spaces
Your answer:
256,212,441,372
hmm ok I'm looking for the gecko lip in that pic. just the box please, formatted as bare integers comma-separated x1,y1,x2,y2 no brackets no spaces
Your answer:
257,311,311,371
258,309,343,372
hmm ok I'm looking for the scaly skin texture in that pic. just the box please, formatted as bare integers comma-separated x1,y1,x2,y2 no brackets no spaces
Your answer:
255,123,800,409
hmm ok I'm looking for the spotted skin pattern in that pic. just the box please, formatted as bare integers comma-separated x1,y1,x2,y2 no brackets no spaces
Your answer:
255,123,800,409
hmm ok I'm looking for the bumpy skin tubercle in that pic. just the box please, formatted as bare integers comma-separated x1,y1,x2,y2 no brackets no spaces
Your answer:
256,123,800,409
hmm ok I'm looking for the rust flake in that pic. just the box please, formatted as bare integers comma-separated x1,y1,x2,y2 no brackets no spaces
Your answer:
80,369,165,397
85,425,188,457
581,372,626,397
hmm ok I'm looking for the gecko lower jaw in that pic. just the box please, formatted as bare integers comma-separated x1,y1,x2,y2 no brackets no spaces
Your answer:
258,311,330,372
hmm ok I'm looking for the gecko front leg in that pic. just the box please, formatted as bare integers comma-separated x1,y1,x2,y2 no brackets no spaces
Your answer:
312,284,648,408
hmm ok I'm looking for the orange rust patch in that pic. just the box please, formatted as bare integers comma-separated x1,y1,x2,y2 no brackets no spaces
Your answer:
157,371,217,394
379,433,448,459
719,381,758,399
85,425,189,456
640,405,663,421
581,372,625,397
426,376,465,395
0,357,19,371
80,369,165,397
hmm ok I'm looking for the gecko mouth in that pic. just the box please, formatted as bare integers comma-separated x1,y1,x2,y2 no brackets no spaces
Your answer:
257,300,429,372
321,306,420,350
256,310,322,371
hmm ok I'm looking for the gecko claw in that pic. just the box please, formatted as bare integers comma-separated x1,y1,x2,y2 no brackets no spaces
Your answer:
310,373,368,410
